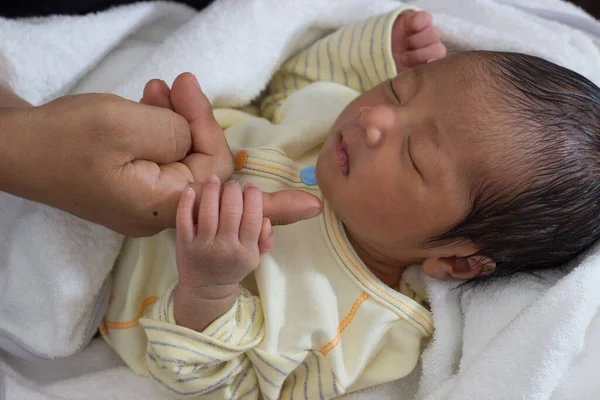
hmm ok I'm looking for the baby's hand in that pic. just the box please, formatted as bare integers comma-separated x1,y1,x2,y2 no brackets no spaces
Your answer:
391,11,447,71
175,175,273,301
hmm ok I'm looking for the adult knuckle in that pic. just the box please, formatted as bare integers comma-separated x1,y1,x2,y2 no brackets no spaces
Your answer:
165,111,188,157
90,95,130,144
93,94,122,124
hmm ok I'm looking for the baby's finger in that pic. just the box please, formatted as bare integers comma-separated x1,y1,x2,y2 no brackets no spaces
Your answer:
218,180,244,239
140,79,173,110
400,42,447,67
406,26,441,50
239,184,263,246
258,218,274,255
405,11,433,35
176,187,197,244
197,175,221,240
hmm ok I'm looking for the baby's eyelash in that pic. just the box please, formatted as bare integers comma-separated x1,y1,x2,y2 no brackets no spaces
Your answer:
389,80,401,103
402,134,414,168
406,136,414,166
407,136,422,178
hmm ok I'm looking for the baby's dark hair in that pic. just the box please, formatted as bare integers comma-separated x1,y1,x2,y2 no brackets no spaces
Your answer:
431,51,600,282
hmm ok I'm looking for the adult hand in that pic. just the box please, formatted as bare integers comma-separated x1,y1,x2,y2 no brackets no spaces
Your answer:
0,74,322,237
0,82,232,237
144,74,324,228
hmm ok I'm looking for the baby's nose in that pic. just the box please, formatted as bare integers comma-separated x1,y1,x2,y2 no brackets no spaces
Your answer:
358,106,396,148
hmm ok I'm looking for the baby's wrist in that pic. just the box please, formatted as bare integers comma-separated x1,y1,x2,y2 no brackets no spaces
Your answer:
176,279,239,300
173,283,238,332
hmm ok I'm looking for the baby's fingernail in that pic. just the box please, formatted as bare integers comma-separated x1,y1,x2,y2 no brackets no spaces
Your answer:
266,218,272,234
205,174,219,184
185,187,194,197
301,207,322,220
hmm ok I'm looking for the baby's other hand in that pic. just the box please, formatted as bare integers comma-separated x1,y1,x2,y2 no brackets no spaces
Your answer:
175,176,273,300
391,11,447,71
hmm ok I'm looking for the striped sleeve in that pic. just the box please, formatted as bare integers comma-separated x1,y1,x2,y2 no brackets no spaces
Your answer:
260,6,417,120
139,284,343,399
140,284,264,399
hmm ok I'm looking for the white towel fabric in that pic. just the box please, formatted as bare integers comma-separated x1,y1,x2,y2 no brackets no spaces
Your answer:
1,0,600,398
0,1,195,361
417,246,600,400
0,188,121,360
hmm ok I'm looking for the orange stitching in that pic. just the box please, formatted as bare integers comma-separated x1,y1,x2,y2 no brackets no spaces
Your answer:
99,320,108,337
234,150,248,171
319,292,369,356
245,161,299,178
103,296,158,330
329,209,433,331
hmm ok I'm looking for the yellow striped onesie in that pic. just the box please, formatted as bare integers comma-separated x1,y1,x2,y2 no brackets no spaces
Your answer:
102,6,433,399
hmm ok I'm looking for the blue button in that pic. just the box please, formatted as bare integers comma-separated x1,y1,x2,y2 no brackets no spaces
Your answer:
300,166,317,186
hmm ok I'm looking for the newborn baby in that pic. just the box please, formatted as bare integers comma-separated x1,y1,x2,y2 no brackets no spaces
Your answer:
102,6,600,399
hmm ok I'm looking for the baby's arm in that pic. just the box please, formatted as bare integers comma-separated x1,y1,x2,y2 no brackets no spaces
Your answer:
139,176,269,398
142,289,339,399
261,7,446,119
170,175,272,334
139,177,339,399
140,284,264,399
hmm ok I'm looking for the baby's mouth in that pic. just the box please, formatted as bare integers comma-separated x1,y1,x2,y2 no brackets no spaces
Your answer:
336,133,350,176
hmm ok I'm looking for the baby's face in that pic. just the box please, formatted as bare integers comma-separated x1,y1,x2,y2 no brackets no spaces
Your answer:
316,55,503,266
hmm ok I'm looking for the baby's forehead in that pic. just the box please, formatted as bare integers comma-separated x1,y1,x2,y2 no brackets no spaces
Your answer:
415,51,482,73
399,53,493,96
421,59,522,178
413,57,499,115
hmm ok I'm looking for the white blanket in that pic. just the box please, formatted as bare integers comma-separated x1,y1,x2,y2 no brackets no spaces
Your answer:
1,0,600,398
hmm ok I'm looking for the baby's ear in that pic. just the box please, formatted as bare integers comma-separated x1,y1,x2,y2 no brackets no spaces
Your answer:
422,254,495,280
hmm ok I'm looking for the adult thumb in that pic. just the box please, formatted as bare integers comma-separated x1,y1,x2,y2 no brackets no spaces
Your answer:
262,190,323,226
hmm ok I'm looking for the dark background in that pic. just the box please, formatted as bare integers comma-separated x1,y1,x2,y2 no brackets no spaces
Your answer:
0,0,215,17
0,1,599,19
569,0,600,18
